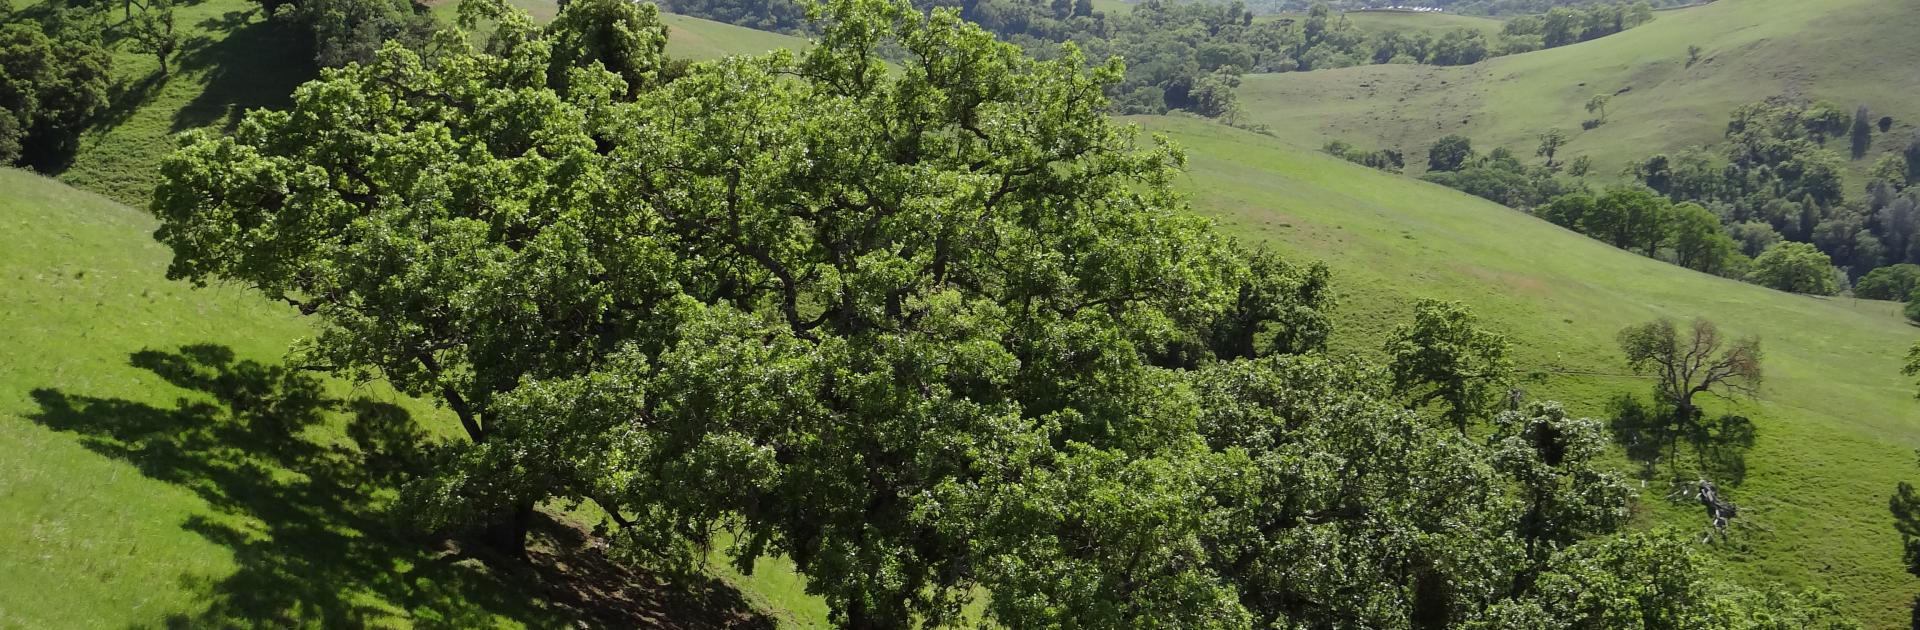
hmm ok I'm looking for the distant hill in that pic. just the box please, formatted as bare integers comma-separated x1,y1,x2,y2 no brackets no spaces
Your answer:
1235,0,1920,180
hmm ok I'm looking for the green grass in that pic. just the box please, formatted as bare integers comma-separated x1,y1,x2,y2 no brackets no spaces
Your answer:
1135,114,1920,627
1237,0,1920,180
46,0,315,207
0,167,796,627
0,168,569,627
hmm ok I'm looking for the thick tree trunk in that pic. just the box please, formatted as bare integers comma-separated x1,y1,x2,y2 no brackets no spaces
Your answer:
475,500,536,558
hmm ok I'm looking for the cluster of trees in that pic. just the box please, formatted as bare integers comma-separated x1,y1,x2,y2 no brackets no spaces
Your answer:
1625,98,1920,296
250,0,436,68
1420,133,1582,209
1246,0,1686,18
147,0,1858,625
1494,2,1653,53
1323,138,1404,171
1535,184,1845,294
0,8,111,169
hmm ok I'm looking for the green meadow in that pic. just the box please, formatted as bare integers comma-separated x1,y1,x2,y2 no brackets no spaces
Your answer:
1237,0,1920,180
1142,113,1920,625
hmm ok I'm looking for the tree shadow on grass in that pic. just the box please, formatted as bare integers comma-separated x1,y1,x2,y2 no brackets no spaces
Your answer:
169,10,316,133
27,344,771,628
1605,393,1755,488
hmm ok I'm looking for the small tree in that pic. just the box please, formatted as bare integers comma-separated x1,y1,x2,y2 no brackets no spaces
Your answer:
1668,202,1737,274
1568,154,1592,177
1536,127,1567,168
128,0,178,76
1685,44,1702,67
1427,134,1474,172
1747,242,1838,294
1617,318,1762,463
1385,298,1514,433
1585,94,1610,125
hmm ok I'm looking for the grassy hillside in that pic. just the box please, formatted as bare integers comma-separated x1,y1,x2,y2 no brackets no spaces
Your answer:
0,168,546,626
1138,113,1920,627
0,167,811,627
1237,0,1920,178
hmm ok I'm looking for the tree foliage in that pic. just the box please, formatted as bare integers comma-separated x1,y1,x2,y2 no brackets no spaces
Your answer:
1747,242,1838,295
1617,318,1761,423
127,0,180,75
266,0,437,67
1385,298,1513,433
148,1,1856,625
0,20,110,169
1428,133,1474,172
1854,263,1920,300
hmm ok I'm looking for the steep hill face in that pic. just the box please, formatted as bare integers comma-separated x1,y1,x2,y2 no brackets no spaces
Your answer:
1237,0,1920,178
1137,113,1919,627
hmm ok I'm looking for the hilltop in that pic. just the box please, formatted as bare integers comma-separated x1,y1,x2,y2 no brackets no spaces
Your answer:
1237,0,1920,178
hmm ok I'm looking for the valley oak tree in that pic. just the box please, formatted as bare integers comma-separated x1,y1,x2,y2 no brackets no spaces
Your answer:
148,0,1861,625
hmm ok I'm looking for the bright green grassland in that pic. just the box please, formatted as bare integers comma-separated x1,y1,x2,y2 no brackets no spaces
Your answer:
1139,113,1920,626
0,168,571,627
1237,0,1920,180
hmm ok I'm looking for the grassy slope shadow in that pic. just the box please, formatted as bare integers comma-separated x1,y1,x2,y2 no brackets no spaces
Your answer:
26,344,770,628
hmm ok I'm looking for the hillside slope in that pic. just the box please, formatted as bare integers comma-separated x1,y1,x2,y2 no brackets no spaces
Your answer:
0,168,799,627
1237,0,1920,178
0,168,534,626
1138,113,1920,627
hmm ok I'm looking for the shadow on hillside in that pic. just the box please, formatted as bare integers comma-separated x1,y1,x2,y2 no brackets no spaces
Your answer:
1606,393,1754,487
170,10,316,133
26,344,770,628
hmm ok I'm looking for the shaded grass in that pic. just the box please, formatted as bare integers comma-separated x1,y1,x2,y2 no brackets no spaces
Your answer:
1236,0,1920,182
1136,114,1920,627
0,168,775,627
52,0,315,206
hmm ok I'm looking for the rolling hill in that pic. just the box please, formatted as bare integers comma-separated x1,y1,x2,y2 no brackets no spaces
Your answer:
8,0,1920,626
1236,0,1920,179
1139,113,1919,626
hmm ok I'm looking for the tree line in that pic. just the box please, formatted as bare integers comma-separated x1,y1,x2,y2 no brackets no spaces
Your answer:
1361,97,1916,301
142,0,1862,625
1249,0,1692,16
1619,98,1920,304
